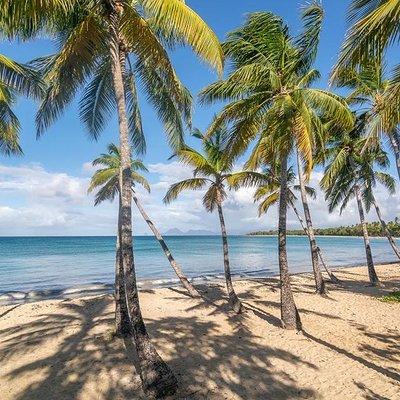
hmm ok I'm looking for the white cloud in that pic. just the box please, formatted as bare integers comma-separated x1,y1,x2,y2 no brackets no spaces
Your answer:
0,161,398,236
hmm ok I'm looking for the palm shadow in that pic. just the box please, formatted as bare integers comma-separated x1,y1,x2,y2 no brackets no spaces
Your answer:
0,296,145,400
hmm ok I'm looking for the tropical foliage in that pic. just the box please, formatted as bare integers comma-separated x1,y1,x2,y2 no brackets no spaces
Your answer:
248,220,400,237
0,54,43,154
2,0,400,396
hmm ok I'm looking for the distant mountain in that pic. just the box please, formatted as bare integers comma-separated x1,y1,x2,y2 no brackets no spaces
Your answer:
163,228,217,236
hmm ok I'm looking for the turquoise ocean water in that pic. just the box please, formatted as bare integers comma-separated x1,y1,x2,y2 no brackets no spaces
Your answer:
0,235,397,300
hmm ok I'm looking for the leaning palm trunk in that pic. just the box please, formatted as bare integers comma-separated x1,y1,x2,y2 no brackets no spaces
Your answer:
354,185,380,286
115,194,133,336
291,203,340,284
109,7,177,398
296,151,326,294
131,190,201,298
216,201,243,313
371,195,400,260
279,155,302,330
388,131,400,181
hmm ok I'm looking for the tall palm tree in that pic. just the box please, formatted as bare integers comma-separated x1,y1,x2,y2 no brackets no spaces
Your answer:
163,129,249,314
88,143,201,303
333,0,400,74
200,3,353,327
333,60,400,180
0,55,44,154
321,122,392,286
332,1,400,132
251,165,340,284
31,1,223,397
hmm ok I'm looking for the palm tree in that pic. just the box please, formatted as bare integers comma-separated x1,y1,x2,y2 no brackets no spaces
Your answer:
200,3,353,327
31,1,223,397
252,165,340,284
296,150,326,294
88,144,201,302
321,122,391,286
333,60,400,180
333,0,400,74
163,129,248,314
332,1,400,133
0,55,44,155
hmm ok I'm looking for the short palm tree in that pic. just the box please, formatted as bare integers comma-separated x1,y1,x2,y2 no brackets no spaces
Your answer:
252,165,340,284
0,55,43,154
321,121,394,286
31,1,223,396
88,143,201,303
163,129,253,314
200,3,353,328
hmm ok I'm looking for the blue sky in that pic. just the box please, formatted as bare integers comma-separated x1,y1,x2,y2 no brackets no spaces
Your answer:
0,0,398,236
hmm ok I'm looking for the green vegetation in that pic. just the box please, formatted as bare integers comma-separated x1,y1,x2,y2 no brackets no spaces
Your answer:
2,0,400,395
248,220,400,237
380,291,400,303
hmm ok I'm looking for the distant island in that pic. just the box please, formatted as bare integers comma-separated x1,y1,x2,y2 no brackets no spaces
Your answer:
248,219,400,238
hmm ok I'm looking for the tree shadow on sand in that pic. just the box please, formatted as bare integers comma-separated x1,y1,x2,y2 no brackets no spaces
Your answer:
0,294,318,400
0,296,144,399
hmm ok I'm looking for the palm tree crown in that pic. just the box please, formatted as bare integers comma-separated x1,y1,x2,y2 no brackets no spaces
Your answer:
200,3,353,171
321,119,395,214
254,165,316,216
0,54,44,155
88,143,149,205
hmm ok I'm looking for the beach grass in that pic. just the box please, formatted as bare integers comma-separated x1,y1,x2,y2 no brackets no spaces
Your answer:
380,291,400,303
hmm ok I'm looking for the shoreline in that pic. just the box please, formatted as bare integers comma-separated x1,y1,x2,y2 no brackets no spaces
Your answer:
1,260,399,306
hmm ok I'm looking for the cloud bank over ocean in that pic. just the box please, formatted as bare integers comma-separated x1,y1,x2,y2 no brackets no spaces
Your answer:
0,162,398,236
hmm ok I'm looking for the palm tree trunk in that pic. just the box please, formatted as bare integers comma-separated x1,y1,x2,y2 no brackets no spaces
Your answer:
131,190,201,298
296,151,326,294
354,185,380,286
279,154,302,330
108,8,177,398
371,194,400,260
290,203,340,284
216,201,242,313
115,193,132,337
388,131,400,181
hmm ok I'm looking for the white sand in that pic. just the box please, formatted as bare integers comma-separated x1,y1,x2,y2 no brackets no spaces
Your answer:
0,263,399,399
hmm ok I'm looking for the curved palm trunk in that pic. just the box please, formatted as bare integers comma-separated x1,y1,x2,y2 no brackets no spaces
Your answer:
291,203,340,284
388,131,400,181
115,194,133,337
217,202,243,313
296,151,326,294
132,190,201,298
109,9,177,398
371,195,400,260
354,185,380,286
279,155,302,330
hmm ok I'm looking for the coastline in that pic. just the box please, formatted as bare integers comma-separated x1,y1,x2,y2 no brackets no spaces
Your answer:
1,263,399,400
1,260,399,306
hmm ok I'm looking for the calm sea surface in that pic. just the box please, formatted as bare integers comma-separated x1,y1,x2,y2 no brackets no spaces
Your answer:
0,235,398,295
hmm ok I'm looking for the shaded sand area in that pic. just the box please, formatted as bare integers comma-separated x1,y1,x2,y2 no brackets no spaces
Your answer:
0,264,399,399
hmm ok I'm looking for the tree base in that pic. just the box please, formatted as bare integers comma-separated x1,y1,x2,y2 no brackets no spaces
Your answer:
368,281,385,288
229,296,243,314
329,274,341,285
140,358,178,399
281,307,302,331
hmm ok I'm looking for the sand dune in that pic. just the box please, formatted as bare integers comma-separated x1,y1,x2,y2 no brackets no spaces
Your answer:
0,264,399,399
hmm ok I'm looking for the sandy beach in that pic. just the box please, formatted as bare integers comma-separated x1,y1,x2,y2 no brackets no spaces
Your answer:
0,263,399,400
